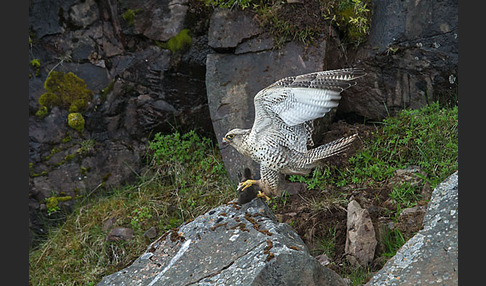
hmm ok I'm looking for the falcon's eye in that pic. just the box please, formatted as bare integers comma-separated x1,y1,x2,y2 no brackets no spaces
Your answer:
226,134,235,140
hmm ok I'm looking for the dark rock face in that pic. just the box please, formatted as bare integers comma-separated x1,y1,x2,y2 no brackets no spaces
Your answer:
97,198,346,286
366,171,458,285
28,0,210,246
337,0,458,120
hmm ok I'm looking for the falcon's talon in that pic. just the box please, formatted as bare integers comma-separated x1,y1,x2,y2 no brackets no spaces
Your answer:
257,191,271,202
237,179,258,192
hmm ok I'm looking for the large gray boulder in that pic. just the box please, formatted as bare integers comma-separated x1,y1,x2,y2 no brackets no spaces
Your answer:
366,171,458,285
97,198,346,286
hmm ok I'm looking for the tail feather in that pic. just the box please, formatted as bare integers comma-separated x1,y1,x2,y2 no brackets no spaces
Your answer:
306,133,358,163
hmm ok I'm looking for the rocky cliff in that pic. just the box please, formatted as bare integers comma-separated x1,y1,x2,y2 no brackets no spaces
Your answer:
29,0,458,250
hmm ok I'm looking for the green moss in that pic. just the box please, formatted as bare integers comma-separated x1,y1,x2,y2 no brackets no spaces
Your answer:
35,105,49,118
122,8,143,26
80,166,90,175
31,171,48,177
68,112,85,133
62,133,72,144
43,146,62,161
64,154,75,163
45,195,73,215
30,59,41,77
38,92,60,109
100,80,115,104
158,29,192,54
43,71,93,114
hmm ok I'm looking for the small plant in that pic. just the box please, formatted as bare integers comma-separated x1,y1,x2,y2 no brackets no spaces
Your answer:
323,0,371,46
78,139,95,154
314,226,337,258
130,206,153,230
389,182,421,208
381,227,405,258
343,264,373,286
122,8,143,26
30,59,41,77
156,29,193,54
204,0,253,9
45,195,73,215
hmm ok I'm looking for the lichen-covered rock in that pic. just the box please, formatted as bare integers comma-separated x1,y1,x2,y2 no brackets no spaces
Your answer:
97,198,346,286
365,171,458,285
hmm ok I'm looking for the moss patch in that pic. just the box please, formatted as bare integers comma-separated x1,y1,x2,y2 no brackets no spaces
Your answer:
37,71,93,117
45,195,73,215
122,8,143,26
156,29,192,54
68,113,85,133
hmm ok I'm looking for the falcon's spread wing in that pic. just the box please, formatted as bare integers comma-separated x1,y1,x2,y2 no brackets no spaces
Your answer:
250,68,365,152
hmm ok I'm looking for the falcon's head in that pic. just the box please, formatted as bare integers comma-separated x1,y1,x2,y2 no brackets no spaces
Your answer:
222,129,250,152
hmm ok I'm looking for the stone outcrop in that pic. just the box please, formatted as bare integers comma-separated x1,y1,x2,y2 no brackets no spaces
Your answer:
345,200,377,267
366,171,458,285
338,0,458,120
97,198,346,286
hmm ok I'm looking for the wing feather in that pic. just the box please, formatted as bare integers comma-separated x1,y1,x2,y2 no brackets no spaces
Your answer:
250,68,365,150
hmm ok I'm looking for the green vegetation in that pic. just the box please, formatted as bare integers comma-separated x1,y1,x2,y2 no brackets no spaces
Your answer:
29,131,235,285
314,226,337,258
324,0,371,45
37,71,93,114
290,102,458,207
45,195,74,215
156,29,193,54
381,227,405,258
204,0,253,10
36,71,93,134
35,105,49,118
30,59,41,77
203,0,372,47
68,112,85,133
122,8,143,26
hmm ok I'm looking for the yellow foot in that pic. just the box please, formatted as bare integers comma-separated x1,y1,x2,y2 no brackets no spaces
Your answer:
237,179,258,192
257,191,271,202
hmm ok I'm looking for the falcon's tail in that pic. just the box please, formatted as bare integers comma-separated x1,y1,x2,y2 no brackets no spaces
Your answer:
306,133,358,162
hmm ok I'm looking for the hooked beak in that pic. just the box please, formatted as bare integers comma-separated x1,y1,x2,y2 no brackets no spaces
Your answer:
221,137,229,146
